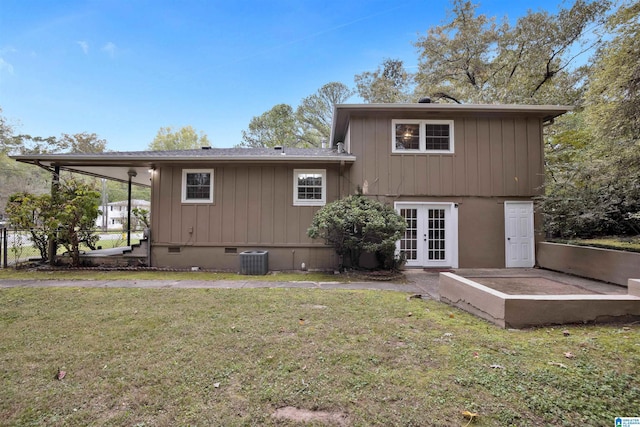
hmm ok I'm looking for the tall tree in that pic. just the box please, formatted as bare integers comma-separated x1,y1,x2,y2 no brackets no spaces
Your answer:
413,0,611,104
585,1,640,145
354,58,415,103
59,132,107,153
296,82,354,144
148,125,211,151
539,2,640,238
240,104,299,148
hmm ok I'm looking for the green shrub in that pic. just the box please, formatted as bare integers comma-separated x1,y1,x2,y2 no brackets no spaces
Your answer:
307,195,406,270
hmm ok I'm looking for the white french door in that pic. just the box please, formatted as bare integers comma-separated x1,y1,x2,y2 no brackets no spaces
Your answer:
396,203,458,268
504,201,535,268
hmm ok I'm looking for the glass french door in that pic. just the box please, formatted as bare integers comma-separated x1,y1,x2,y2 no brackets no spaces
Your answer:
398,203,456,267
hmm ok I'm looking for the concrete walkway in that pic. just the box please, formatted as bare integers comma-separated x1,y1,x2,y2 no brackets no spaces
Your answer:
0,270,440,297
0,268,625,299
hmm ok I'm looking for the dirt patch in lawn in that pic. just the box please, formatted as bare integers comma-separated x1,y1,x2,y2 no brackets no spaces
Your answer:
272,407,349,425
469,276,601,295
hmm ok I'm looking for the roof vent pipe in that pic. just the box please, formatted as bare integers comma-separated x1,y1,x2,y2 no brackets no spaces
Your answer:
337,142,345,153
418,97,432,103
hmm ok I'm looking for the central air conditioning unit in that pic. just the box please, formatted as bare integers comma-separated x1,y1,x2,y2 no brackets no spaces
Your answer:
239,250,269,275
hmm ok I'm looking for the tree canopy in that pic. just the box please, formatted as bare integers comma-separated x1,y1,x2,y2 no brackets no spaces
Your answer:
240,82,353,148
354,58,415,103
413,0,611,105
148,125,211,151
240,104,299,148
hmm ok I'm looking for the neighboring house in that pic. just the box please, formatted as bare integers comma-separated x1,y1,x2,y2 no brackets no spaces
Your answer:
11,102,569,270
96,199,150,231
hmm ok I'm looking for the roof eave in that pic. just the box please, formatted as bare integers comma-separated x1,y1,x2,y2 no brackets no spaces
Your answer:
330,103,573,144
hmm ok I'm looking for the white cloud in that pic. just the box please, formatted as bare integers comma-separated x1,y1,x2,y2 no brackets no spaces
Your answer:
102,42,116,58
77,41,89,54
0,57,14,74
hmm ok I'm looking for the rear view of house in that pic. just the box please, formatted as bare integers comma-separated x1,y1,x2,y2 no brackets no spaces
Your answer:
11,102,569,271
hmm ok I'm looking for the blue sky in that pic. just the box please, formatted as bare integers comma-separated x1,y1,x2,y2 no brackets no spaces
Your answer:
0,0,560,151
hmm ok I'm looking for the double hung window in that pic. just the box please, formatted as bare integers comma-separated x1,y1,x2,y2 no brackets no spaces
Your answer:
392,120,454,153
293,169,326,206
181,169,214,203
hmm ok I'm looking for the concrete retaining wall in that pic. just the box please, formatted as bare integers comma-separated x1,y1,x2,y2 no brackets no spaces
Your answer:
537,242,640,286
440,272,640,328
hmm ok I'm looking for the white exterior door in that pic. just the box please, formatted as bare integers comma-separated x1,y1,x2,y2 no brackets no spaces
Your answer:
504,201,535,268
396,203,458,268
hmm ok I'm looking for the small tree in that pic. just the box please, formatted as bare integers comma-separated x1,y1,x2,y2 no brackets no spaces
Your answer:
132,207,150,230
307,195,406,270
55,179,101,266
5,192,56,260
5,178,101,266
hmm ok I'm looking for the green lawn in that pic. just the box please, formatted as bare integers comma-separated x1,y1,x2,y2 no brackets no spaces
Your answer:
0,286,637,426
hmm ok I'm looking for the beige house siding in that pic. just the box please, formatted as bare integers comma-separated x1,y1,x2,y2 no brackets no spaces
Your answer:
346,114,544,198
150,162,345,270
343,111,546,269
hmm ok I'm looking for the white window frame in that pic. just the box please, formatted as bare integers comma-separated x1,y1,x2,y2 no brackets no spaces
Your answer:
181,169,214,204
392,119,455,154
293,169,326,206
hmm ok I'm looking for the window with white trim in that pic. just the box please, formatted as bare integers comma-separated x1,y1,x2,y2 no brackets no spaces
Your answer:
293,169,326,206
181,169,214,203
392,119,454,153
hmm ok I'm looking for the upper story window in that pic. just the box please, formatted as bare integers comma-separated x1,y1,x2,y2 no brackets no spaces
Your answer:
293,169,326,206
181,169,214,203
392,119,454,154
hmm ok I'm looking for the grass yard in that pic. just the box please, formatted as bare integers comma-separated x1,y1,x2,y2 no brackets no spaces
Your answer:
557,236,640,253
0,286,638,426
0,269,341,282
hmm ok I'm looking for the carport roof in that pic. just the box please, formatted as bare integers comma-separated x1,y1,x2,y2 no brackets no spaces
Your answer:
10,147,356,186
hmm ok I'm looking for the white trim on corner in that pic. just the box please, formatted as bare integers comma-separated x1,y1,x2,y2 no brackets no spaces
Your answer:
293,169,326,206
181,168,214,204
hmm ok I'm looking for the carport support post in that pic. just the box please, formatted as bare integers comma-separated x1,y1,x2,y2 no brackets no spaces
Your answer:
127,170,137,247
2,227,7,268
48,166,60,265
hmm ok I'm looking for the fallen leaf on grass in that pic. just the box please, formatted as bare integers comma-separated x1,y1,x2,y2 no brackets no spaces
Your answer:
548,361,567,369
56,369,66,380
564,352,575,359
462,410,478,424
489,364,504,370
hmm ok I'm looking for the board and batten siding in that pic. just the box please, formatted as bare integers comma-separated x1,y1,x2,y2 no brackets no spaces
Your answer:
346,114,544,198
151,163,341,246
